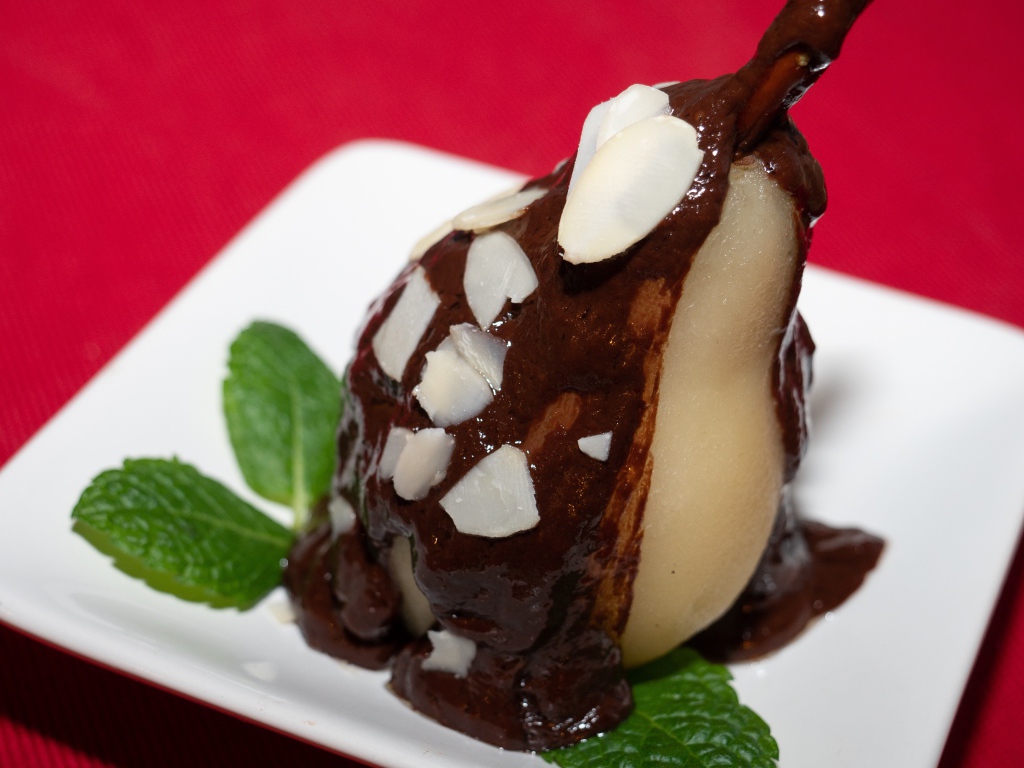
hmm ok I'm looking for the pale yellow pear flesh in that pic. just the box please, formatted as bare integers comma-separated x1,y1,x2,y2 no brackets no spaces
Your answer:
388,536,436,637
620,162,798,667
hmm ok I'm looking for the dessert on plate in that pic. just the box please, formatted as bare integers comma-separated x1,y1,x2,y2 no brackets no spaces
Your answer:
285,0,883,750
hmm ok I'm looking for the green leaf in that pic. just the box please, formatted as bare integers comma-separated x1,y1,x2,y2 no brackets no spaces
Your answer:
542,648,778,768
223,321,341,529
71,458,293,609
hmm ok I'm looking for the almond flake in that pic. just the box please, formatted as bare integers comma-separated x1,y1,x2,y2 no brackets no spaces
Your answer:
409,220,454,262
559,114,704,265
452,186,547,232
448,323,507,390
380,427,413,479
440,445,539,538
569,84,670,193
372,267,440,381
568,99,611,195
596,84,671,149
328,496,357,535
578,432,613,461
392,428,455,501
413,340,493,426
422,629,476,678
266,597,296,624
464,231,538,329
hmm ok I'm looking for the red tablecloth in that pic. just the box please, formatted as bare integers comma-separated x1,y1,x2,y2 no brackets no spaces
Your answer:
2,1,1023,765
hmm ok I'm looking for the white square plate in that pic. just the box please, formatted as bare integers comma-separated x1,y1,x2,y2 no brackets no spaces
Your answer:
2,141,1024,768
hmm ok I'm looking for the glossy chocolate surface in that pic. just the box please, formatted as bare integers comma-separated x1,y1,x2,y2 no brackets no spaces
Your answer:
690,492,885,663
285,0,882,751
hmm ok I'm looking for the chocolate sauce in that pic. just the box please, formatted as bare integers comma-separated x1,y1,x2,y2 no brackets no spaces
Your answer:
285,0,882,751
283,509,408,670
690,491,884,662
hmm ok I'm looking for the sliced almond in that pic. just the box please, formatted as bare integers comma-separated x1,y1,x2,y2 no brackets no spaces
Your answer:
421,629,476,678
577,432,612,461
558,115,704,265
568,84,670,193
439,445,539,538
452,186,547,232
266,597,296,624
464,231,538,329
448,323,507,390
392,428,455,501
372,267,440,381
567,99,611,195
413,340,493,426
595,84,671,149
409,220,454,262
328,496,357,535
379,427,413,479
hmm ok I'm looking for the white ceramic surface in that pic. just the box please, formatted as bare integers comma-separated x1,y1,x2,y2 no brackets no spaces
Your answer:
2,141,1024,768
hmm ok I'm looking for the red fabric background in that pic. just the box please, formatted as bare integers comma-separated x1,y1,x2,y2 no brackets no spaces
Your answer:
2,0,1022,765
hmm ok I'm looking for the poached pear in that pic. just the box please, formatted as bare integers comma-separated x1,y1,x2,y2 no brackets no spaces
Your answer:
284,0,883,750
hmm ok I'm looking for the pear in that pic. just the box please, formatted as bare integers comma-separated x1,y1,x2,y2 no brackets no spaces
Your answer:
287,0,879,751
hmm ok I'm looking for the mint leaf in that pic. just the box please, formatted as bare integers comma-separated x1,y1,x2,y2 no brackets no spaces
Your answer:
71,458,293,608
542,648,778,768
223,321,341,530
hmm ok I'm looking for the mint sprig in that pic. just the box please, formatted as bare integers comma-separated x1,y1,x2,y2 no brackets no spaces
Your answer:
223,321,341,531
71,458,293,608
71,321,338,608
543,648,778,768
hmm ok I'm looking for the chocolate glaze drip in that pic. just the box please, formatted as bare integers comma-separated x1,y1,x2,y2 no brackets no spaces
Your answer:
691,490,884,662
283,505,408,669
285,0,882,751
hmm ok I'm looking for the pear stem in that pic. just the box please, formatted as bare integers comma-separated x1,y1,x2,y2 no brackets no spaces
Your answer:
734,0,873,154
